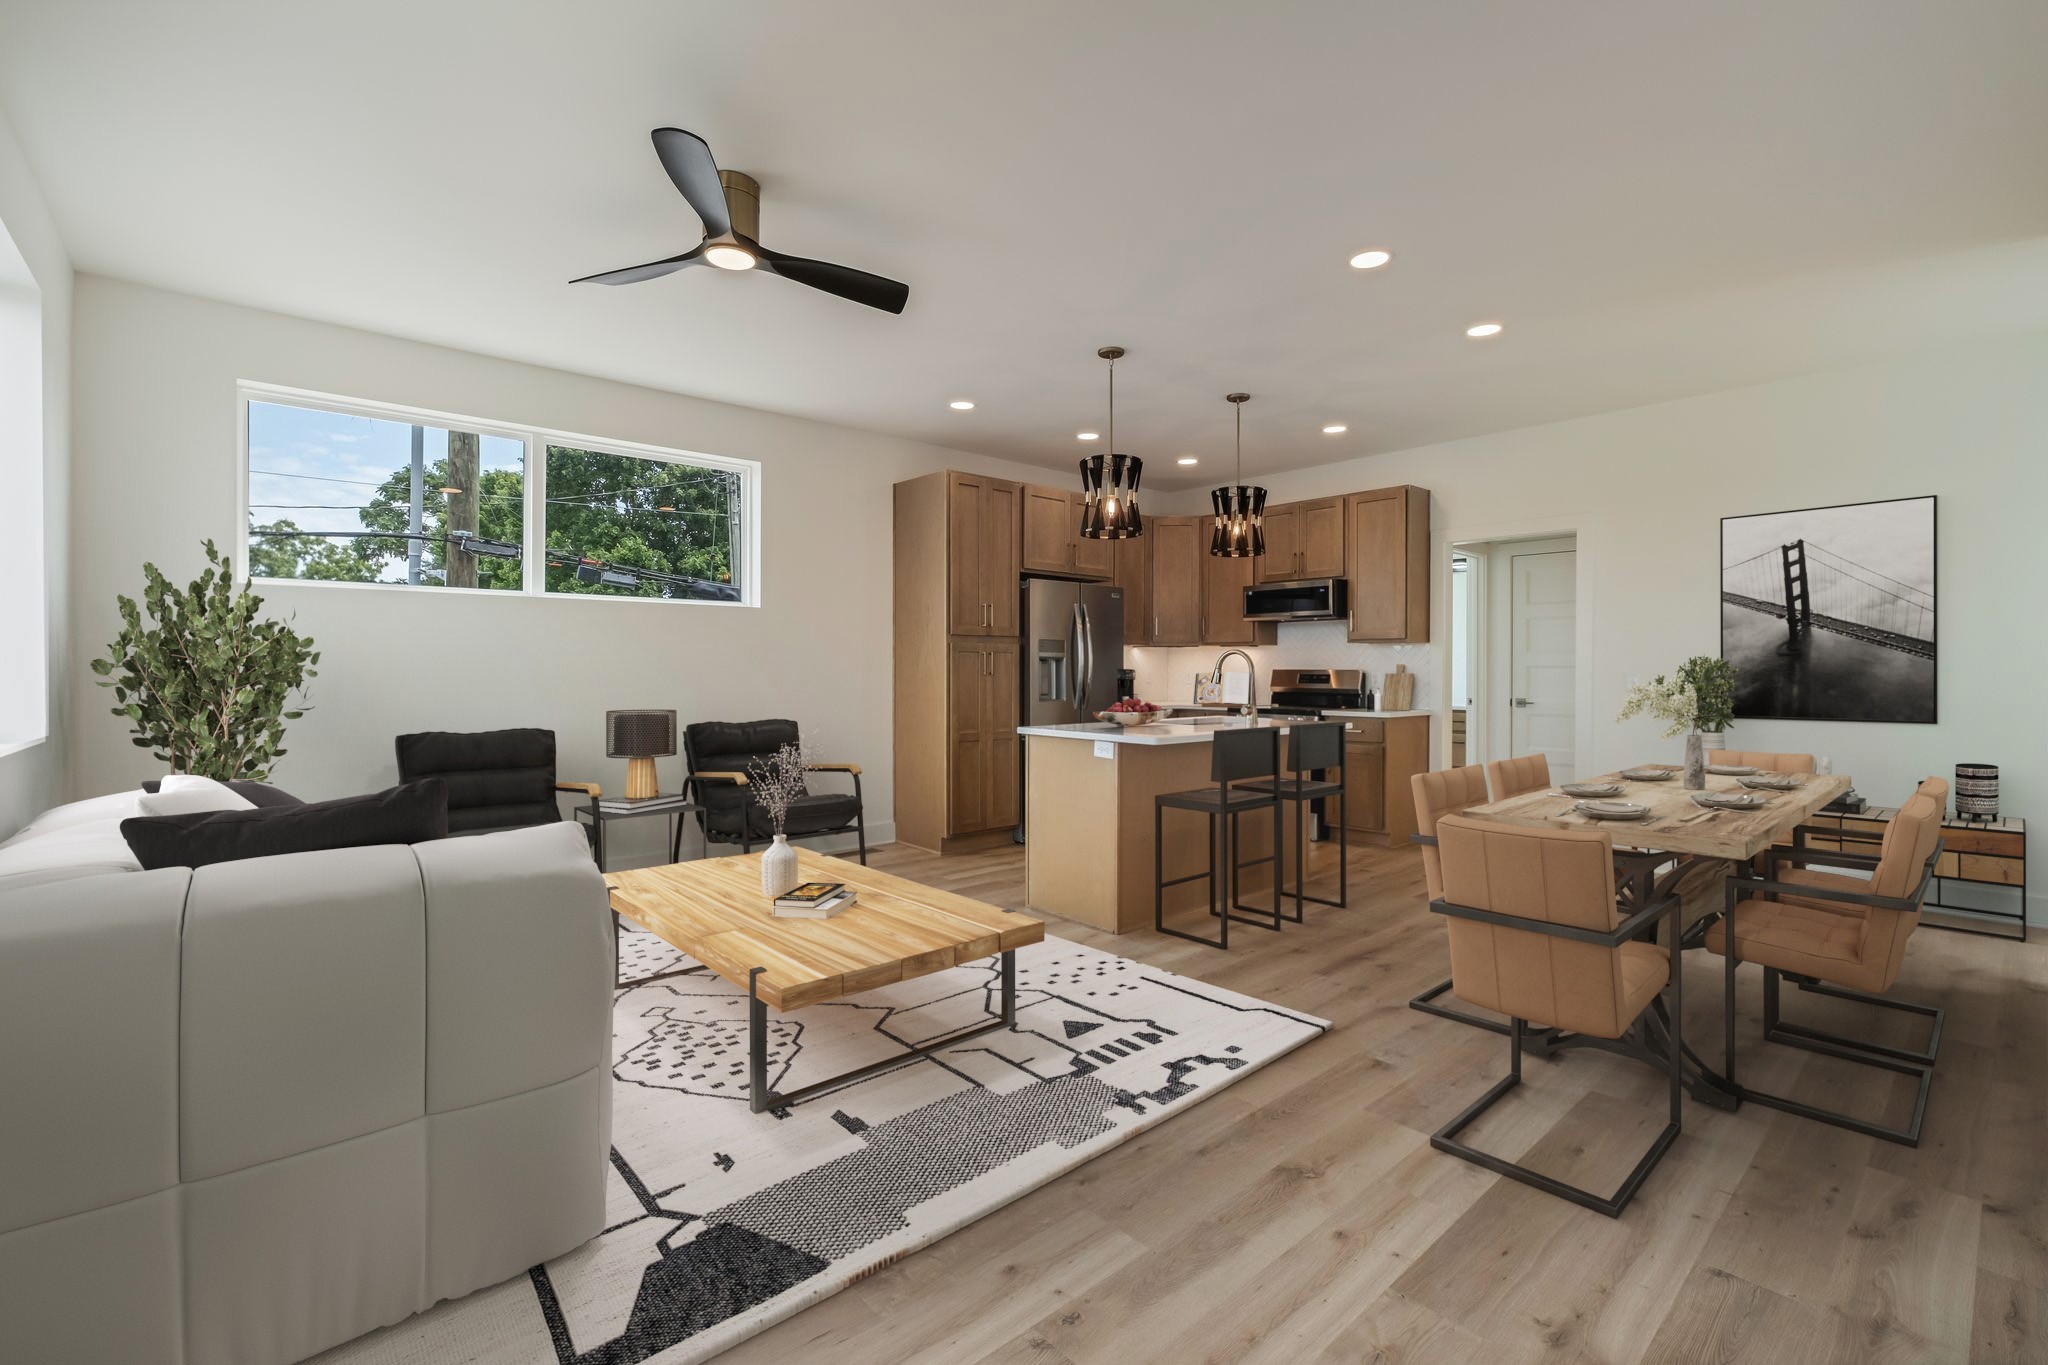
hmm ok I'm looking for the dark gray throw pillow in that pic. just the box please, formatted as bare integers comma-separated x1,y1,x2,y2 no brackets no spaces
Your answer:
138,778,304,808
120,780,449,871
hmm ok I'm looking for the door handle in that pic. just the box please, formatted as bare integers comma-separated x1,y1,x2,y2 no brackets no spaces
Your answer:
1512,697,1533,707
1076,603,1093,701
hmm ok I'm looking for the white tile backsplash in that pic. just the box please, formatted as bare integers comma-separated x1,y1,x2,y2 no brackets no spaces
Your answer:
1126,620,1442,711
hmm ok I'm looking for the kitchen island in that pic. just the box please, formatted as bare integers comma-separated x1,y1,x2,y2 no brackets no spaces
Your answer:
1017,718,1313,934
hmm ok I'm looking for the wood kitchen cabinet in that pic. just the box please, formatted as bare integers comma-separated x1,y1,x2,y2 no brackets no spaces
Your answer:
895,470,1028,852
945,470,1018,636
947,637,1019,837
1147,516,1204,646
1113,534,1150,647
1346,485,1430,643
1201,545,1276,646
1020,484,1113,580
1339,714,1430,846
1256,497,1345,582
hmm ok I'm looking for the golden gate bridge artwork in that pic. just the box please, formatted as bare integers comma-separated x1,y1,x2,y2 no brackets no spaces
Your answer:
1721,539,1935,660
1720,497,1935,724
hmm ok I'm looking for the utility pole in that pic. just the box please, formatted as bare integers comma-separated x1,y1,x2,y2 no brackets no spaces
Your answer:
407,425,424,585
446,431,481,589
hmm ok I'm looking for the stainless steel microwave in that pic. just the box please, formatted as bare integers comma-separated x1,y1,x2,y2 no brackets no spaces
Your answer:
1242,577,1349,621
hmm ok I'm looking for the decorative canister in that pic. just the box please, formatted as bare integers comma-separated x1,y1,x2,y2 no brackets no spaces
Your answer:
1954,763,1999,822
761,834,802,897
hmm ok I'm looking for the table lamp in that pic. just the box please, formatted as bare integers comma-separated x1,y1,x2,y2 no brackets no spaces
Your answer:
606,709,677,800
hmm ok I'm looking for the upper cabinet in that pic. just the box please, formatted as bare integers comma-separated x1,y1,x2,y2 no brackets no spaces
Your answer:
1147,517,1204,646
1113,534,1150,647
945,471,1020,636
1021,483,1113,580
1346,485,1430,643
1255,496,1345,582
1201,546,1277,647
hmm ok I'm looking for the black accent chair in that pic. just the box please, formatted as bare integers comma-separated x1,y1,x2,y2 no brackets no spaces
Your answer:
682,719,867,863
394,728,602,842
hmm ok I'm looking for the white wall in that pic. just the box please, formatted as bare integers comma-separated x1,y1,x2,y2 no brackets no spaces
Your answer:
68,275,1046,863
1131,333,2048,916
0,105,70,837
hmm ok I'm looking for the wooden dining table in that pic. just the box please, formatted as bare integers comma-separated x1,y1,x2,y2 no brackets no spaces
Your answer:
1457,761,1851,1110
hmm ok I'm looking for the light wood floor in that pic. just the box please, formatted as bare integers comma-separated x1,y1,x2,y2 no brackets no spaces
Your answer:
720,838,2047,1365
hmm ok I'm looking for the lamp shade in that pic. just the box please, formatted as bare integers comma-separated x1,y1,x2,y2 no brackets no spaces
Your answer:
606,709,678,759
1078,452,1143,539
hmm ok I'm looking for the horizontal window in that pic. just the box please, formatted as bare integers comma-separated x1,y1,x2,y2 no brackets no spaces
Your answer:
241,386,757,605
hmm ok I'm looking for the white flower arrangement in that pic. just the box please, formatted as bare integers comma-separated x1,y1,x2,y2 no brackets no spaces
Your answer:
1616,675,1704,739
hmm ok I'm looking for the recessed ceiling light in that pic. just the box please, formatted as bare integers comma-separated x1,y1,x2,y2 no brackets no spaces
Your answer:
1465,322,1504,338
1321,424,1347,435
1076,431,1099,441
1348,249,1392,270
1176,456,1199,466
948,399,976,410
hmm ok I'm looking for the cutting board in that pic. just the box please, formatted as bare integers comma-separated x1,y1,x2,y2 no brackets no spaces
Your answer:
1384,665,1415,711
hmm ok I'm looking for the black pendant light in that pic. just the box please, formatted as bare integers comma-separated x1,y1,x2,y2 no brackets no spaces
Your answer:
1210,391,1266,557
1078,346,1143,539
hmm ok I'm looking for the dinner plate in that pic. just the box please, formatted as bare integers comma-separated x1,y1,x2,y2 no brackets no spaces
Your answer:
1706,763,1758,776
1692,791,1767,810
1575,800,1650,820
1620,767,1674,781
1560,782,1624,798
1738,774,1800,791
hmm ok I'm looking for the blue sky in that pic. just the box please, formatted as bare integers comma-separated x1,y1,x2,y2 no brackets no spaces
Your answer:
248,401,523,580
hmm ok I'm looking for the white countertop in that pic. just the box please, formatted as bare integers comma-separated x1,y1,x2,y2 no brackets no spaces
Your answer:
1161,705,1436,721
1021,718,1354,746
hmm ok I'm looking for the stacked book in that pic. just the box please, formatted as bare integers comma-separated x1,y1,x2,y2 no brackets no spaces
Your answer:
772,881,857,918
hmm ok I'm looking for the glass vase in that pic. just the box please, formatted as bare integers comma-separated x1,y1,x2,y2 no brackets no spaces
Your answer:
761,834,801,897
1683,731,1707,790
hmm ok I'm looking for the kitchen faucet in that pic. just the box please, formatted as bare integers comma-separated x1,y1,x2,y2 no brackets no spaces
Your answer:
1210,650,1259,718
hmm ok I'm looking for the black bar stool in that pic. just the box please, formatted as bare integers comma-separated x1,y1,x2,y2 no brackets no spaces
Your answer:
1154,727,1283,949
1236,722,1347,922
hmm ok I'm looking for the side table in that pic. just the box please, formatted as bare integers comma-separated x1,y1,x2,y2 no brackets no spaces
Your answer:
1802,807,2028,941
580,792,705,873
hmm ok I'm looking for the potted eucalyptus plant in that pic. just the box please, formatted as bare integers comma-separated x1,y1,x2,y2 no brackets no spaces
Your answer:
91,540,319,781
1616,655,1736,790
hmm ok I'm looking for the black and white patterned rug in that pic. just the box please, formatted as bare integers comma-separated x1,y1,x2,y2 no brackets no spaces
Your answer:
318,929,1328,1364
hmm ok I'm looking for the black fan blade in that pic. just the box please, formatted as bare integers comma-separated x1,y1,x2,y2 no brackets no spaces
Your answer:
756,245,909,314
570,246,706,286
651,127,731,237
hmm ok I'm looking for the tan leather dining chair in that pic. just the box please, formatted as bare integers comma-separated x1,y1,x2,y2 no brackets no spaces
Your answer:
1407,766,1503,1035
1706,749,1815,774
1707,792,1944,1145
1428,814,1683,1217
1485,753,1551,800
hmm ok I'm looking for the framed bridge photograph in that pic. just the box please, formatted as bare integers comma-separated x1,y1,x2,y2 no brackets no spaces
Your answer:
1720,495,1935,723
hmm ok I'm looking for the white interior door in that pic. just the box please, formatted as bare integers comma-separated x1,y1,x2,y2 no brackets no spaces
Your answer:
1510,548,1577,781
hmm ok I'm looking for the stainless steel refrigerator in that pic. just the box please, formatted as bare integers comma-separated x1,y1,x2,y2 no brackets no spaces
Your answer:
1022,579,1125,726
1017,578,1123,841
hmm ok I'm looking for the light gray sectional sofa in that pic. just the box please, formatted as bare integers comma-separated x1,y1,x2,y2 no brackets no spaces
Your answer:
0,793,615,1365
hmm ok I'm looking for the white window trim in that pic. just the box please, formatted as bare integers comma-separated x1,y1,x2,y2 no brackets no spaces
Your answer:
236,381,761,607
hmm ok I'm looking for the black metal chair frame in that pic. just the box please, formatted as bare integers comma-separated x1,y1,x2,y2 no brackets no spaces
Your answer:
1408,833,1670,1044
1717,834,1944,1147
1428,890,1683,1218
1232,723,1348,924
686,764,868,865
1155,729,1283,949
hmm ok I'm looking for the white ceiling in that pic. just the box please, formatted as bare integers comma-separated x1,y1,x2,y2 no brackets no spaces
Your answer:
4,0,2047,488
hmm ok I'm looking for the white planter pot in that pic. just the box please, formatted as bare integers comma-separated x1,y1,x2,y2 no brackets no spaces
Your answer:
761,834,801,897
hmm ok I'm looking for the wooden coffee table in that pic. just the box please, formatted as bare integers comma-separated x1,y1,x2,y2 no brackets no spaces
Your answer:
605,849,1045,1112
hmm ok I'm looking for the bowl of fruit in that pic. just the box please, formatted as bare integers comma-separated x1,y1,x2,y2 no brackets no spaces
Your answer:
1098,699,1166,727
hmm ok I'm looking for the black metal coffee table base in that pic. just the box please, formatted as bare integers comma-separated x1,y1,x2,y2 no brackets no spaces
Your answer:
746,950,1020,1114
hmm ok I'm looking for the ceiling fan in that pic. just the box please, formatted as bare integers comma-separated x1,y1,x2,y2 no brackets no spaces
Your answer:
571,127,909,315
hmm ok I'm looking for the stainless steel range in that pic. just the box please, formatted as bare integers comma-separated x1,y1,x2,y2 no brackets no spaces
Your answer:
1267,668,1365,717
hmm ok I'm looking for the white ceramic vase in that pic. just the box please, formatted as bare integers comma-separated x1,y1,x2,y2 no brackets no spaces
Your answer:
761,834,801,897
